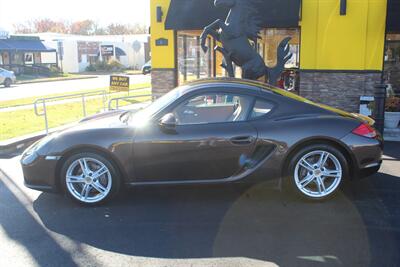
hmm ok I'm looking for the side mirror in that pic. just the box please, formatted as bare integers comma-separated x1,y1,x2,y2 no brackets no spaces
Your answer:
159,113,176,130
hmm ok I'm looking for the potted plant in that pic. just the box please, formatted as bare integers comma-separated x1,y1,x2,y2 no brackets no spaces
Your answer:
385,97,400,129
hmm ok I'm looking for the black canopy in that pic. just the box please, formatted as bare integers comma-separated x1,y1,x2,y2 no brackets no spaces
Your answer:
387,0,400,33
0,36,55,52
165,0,301,30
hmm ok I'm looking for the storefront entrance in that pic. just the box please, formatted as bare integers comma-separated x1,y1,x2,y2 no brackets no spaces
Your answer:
176,29,300,91
385,34,400,97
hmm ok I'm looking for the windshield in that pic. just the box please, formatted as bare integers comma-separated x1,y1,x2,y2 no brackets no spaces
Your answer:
129,86,187,123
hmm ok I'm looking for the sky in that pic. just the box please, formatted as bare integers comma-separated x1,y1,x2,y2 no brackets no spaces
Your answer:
0,0,150,32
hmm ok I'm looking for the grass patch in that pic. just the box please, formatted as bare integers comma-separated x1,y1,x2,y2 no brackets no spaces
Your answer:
124,70,143,75
0,82,151,109
0,89,152,141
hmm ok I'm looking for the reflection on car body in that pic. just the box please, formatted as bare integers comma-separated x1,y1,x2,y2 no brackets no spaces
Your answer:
21,78,383,206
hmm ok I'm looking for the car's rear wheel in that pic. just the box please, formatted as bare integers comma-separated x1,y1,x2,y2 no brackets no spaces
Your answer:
288,144,348,201
4,78,11,87
60,152,120,205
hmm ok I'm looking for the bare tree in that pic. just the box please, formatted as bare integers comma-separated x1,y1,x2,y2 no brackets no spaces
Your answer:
14,19,69,34
13,18,148,35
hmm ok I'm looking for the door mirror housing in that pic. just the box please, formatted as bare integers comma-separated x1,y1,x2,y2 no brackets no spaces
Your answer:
159,113,177,130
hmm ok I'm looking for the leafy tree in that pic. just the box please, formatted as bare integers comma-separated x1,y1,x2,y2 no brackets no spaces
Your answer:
70,20,96,35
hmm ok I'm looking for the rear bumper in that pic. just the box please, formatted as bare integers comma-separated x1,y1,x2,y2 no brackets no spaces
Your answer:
340,133,383,179
356,161,382,178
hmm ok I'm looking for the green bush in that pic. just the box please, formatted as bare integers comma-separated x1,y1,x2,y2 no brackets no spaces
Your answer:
94,61,109,71
108,59,124,71
86,64,96,72
85,60,124,72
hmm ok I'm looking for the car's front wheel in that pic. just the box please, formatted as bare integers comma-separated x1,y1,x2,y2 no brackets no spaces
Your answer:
288,144,348,201
60,152,120,205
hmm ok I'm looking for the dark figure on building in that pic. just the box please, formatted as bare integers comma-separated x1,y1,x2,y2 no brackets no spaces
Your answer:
200,0,292,85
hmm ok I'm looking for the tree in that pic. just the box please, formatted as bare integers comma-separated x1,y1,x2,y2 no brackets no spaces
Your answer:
129,23,148,34
14,19,68,34
106,23,129,35
70,20,96,35
13,18,149,35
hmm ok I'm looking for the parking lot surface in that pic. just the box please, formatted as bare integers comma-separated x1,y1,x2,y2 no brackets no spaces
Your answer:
0,142,399,267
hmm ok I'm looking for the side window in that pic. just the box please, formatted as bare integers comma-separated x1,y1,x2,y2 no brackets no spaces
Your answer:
250,99,274,119
173,93,253,125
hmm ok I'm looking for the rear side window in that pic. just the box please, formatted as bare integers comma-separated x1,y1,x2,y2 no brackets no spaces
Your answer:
250,99,274,119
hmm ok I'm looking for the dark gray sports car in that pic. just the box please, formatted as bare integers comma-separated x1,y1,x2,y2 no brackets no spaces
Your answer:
21,78,383,205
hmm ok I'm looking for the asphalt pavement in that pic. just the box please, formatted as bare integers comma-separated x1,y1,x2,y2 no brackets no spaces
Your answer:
0,142,399,267
0,74,150,102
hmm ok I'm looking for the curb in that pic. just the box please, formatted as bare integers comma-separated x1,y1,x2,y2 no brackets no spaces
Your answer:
16,75,98,85
0,133,46,158
0,124,74,158
78,71,143,76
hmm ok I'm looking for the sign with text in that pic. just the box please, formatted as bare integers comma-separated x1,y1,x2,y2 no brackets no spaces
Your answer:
101,45,114,56
110,75,130,92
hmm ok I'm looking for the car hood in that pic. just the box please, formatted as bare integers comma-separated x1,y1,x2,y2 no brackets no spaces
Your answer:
58,110,130,134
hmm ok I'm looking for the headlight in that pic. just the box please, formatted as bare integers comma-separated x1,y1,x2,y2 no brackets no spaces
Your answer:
21,135,56,165
23,134,55,156
21,150,38,165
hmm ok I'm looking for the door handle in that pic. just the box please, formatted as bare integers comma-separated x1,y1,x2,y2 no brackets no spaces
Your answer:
230,136,255,145
183,109,195,115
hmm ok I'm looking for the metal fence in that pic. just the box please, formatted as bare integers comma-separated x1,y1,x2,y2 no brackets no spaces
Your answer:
33,90,107,134
33,91,162,135
108,94,162,110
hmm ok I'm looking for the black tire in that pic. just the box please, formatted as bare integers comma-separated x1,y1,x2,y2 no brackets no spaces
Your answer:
4,78,11,87
286,144,349,201
142,67,151,75
60,152,121,206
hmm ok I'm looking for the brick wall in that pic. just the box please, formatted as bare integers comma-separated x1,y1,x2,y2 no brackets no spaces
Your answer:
151,69,177,95
299,72,381,112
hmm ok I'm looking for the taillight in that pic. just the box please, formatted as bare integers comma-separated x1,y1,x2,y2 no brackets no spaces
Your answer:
352,123,377,138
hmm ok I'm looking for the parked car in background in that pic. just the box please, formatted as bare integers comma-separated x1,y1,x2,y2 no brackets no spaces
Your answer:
0,67,16,87
21,78,383,206
142,60,151,75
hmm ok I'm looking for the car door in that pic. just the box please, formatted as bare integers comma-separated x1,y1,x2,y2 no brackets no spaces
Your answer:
0,69,4,84
132,91,258,182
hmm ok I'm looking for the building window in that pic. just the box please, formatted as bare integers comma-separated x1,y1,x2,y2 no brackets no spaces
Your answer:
177,31,213,85
176,28,300,91
12,53,23,65
385,34,400,96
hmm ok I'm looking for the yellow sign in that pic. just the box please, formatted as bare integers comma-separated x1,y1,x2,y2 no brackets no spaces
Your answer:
110,75,130,92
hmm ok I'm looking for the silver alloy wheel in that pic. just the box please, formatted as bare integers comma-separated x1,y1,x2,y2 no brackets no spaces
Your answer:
65,157,112,203
294,150,342,198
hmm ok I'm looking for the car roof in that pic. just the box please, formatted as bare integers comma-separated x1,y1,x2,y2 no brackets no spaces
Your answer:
183,78,374,124
184,77,304,99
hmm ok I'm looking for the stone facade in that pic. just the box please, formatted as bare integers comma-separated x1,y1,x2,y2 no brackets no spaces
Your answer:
299,72,382,112
151,69,177,95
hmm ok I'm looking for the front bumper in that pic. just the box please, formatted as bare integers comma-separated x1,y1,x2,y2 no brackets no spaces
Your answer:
340,133,383,179
21,153,59,193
